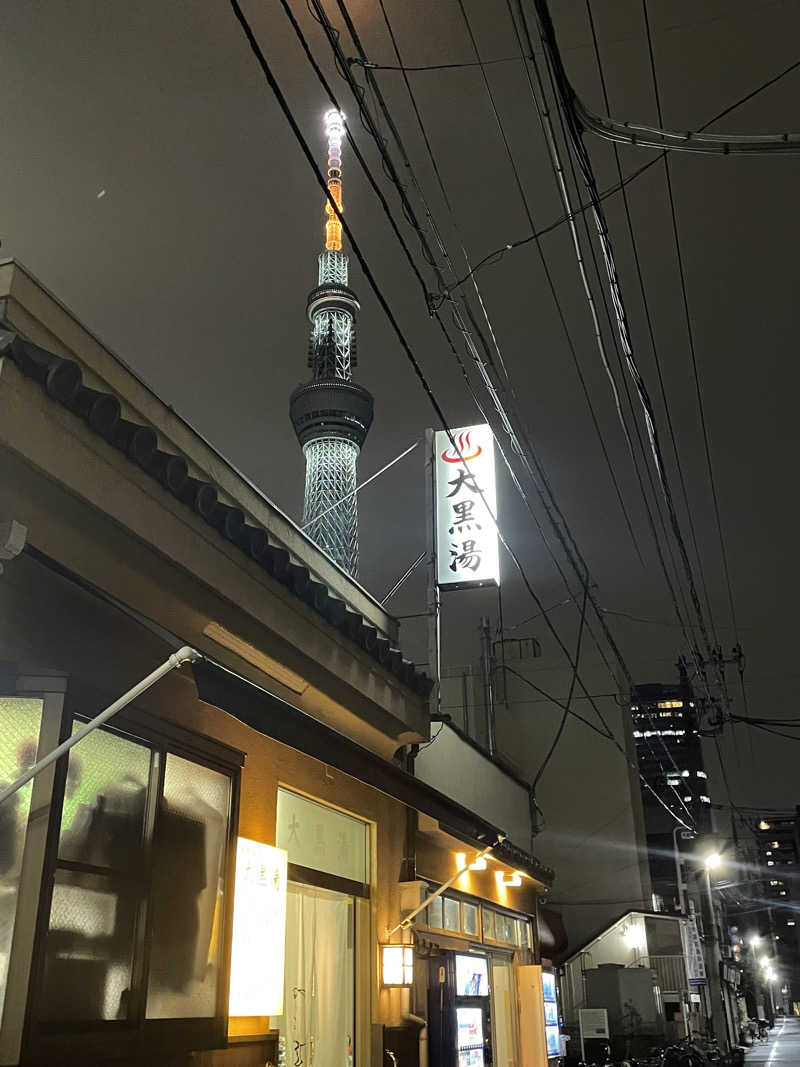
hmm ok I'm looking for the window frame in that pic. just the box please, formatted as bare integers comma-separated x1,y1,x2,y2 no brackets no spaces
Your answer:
22,696,243,1064
420,888,531,953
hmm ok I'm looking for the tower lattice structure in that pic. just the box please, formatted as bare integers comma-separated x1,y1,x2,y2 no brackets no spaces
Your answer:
289,110,373,577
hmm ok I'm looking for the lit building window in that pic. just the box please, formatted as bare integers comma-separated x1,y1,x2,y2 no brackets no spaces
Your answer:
788,921,796,927
700,796,711,804
657,700,684,709
766,851,773,856
682,770,690,778
760,821,771,830
696,770,707,779
683,796,692,802
768,861,775,867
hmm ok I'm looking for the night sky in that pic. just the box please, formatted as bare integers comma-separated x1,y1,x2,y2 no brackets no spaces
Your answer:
3,0,799,810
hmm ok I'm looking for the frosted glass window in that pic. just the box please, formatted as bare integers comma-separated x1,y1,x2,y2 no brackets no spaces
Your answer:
482,908,496,942
444,896,460,932
146,754,231,1019
498,914,516,944
276,788,369,883
517,919,530,948
463,902,479,937
427,896,443,930
40,869,136,1021
58,723,150,868
0,696,44,1020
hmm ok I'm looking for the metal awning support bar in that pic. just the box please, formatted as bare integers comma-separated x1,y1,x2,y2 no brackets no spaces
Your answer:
385,839,502,939
0,646,200,806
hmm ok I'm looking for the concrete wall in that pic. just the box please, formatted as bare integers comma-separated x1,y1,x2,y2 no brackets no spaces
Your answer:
415,725,532,851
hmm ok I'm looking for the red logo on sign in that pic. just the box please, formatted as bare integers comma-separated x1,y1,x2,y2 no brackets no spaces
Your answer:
441,430,482,463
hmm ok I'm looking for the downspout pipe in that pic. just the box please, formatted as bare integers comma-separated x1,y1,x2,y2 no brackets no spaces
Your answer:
0,646,200,806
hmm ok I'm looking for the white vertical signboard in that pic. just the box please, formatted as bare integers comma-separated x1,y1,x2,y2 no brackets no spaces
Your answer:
680,917,707,986
434,424,499,589
229,839,288,1017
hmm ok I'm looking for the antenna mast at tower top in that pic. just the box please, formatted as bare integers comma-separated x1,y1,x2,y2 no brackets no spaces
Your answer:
323,108,344,252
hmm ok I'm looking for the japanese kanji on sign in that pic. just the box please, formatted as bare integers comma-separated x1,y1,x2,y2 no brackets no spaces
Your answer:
434,424,500,589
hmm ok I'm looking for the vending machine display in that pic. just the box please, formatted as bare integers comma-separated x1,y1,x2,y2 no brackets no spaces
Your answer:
455,955,490,997
542,969,560,1058
456,1006,486,1066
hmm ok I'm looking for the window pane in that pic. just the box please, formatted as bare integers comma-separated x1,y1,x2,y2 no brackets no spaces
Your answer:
41,868,136,1020
58,723,150,870
146,755,230,1019
517,919,530,948
483,908,495,941
463,902,479,937
276,788,369,883
444,896,460,932
427,896,443,929
499,914,516,944
0,696,44,1019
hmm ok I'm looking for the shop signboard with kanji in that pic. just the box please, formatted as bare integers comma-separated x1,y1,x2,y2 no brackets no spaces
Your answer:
434,424,499,590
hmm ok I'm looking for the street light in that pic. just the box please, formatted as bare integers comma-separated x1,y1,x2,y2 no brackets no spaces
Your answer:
699,851,729,1051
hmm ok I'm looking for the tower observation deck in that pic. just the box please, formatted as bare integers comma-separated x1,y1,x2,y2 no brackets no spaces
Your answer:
289,110,373,577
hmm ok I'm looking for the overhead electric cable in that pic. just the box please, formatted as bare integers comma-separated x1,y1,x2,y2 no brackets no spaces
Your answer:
321,0,701,821
444,55,800,289
521,0,724,702
253,0,697,832
583,0,719,649
228,0,636,775
312,0,645,695
638,1,750,771
533,582,589,789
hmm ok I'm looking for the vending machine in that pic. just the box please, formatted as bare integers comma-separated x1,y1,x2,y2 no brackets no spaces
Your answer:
542,969,561,1060
428,952,494,1065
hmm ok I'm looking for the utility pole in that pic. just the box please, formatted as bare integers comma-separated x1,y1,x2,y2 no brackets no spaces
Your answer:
479,615,496,756
698,858,730,1051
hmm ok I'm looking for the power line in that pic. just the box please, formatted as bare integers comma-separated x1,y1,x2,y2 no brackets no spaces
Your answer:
231,0,703,834
533,583,589,790
311,0,643,697
350,54,526,73
443,55,800,292
231,0,630,769
523,0,725,704
324,0,693,826
583,0,719,651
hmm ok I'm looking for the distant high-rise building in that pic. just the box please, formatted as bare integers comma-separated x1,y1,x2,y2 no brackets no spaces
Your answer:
630,681,712,912
752,809,800,1004
289,110,373,576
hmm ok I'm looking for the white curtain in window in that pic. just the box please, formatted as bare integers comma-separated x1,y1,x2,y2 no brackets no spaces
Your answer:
280,885,354,1067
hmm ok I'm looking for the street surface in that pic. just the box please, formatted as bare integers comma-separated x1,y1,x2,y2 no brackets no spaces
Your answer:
744,1017,799,1064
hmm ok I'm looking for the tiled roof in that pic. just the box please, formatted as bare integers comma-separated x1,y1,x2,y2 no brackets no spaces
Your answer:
1,332,433,699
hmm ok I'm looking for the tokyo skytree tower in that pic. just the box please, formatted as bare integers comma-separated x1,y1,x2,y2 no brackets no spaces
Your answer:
289,110,373,577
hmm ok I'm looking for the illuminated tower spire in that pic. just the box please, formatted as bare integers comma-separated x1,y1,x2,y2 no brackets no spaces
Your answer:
289,110,373,576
